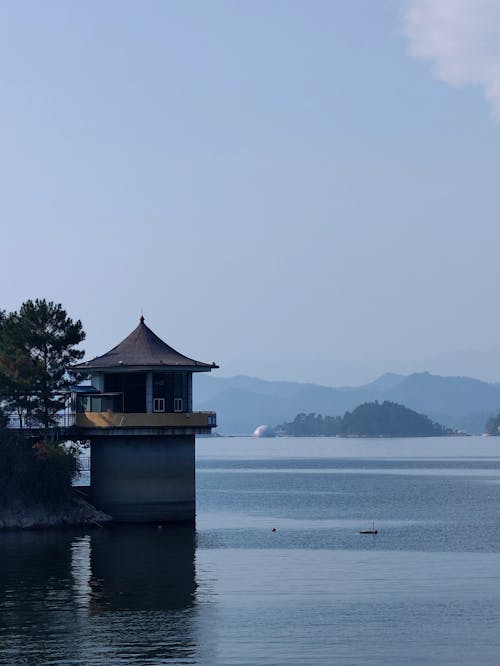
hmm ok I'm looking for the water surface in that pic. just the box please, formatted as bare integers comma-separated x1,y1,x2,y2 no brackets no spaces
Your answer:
2,435,500,665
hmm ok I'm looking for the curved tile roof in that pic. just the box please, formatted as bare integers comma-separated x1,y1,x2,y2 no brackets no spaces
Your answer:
71,317,217,371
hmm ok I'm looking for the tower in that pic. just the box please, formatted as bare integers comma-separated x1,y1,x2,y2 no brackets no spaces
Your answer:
70,317,217,523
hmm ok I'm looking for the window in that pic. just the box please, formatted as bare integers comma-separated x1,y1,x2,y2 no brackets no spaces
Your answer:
153,398,165,412
174,398,183,412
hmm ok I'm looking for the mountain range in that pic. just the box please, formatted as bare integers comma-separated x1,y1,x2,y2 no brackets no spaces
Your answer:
193,372,500,434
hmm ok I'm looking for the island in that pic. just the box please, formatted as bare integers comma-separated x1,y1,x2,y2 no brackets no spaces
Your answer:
276,400,454,437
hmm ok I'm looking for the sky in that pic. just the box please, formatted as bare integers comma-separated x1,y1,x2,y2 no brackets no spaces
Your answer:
1,0,500,386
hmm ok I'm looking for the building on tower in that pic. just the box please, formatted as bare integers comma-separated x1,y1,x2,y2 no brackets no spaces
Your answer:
69,316,218,523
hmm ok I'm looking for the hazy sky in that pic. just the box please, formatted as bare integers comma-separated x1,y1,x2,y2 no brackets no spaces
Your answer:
1,1,500,385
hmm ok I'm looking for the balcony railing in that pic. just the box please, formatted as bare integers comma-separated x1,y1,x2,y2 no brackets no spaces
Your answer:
7,411,217,430
7,412,76,430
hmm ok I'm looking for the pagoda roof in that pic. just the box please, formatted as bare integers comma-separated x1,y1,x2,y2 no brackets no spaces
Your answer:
71,317,217,372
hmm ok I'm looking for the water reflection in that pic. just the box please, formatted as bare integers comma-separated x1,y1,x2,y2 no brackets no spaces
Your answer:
0,526,206,665
89,525,196,612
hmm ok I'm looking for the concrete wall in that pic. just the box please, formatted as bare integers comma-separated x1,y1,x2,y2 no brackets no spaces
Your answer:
89,434,195,523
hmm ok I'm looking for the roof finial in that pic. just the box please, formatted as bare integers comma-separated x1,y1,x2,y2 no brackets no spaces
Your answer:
140,306,145,324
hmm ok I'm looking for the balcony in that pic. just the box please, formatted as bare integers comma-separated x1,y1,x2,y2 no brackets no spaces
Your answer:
74,411,217,430
6,410,216,438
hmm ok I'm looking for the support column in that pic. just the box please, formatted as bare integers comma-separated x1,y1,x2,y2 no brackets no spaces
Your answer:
187,373,192,412
93,372,105,392
146,371,153,413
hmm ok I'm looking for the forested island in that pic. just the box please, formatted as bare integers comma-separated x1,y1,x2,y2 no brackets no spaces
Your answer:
0,299,108,529
276,400,454,437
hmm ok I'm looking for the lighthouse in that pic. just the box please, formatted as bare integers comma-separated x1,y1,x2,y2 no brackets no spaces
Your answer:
70,316,217,523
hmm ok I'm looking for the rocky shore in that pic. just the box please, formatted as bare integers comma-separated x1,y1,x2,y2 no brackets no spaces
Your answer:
0,493,111,530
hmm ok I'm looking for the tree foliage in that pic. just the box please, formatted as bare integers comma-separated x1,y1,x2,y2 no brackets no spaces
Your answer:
0,300,85,428
0,427,78,506
277,401,452,437
0,311,39,427
277,412,343,437
485,414,500,435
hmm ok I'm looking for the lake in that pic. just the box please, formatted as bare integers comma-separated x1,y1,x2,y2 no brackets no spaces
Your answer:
2,435,500,665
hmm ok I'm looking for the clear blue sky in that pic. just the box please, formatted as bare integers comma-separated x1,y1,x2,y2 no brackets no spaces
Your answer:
1,1,499,384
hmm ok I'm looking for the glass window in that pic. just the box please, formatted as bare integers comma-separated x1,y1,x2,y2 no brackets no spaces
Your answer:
153,398,165,412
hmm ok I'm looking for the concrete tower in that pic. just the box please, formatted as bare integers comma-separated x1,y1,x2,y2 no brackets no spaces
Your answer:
70,317,217,523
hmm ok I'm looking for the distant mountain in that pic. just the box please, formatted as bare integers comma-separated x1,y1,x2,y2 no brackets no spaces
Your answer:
361,373,407,392
194,374,312,403
194,372,500,435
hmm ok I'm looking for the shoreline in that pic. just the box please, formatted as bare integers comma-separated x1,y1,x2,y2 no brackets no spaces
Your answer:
0,493,111,531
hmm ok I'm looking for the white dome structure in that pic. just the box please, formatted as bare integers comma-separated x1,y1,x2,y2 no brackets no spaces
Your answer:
253,425,275,438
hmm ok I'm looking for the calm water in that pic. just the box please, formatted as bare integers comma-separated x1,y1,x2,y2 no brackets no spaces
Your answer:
3,436,500,665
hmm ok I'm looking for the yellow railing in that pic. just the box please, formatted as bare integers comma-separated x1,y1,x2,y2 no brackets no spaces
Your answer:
74,412,216,429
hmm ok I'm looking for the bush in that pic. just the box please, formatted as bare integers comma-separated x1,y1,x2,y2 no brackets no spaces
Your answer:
0,429,78,506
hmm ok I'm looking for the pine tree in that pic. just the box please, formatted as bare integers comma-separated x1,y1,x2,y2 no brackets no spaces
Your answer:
0,311,38,427
0,300,85,428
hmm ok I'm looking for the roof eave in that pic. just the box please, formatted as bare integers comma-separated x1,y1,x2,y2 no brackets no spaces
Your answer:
69,363,217,373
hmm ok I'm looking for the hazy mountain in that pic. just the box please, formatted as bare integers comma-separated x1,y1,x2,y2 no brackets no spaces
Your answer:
193,374,312,403
361,373,407,392
194,372,500,435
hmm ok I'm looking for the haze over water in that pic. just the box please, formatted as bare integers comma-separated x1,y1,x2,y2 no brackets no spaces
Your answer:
2,435,500,665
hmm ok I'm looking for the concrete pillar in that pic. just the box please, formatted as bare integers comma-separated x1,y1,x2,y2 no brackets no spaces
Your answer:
146,371,153,413
93,372,105,392
187,373,192,412
89,434,195,523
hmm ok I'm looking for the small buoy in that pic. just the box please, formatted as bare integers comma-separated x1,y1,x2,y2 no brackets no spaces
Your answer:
272,528,276,532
